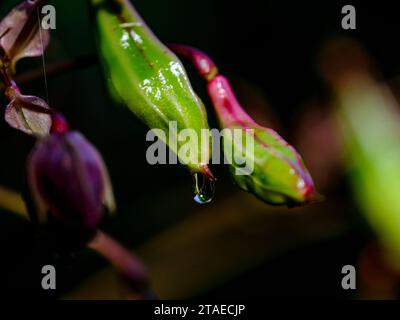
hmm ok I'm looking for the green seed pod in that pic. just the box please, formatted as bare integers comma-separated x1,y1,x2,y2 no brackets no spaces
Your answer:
91,0,212,178
208,75,315,205
170,45,317,206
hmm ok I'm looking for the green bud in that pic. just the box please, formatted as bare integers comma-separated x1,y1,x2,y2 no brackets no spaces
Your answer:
209,75,316,206
91,0,212,178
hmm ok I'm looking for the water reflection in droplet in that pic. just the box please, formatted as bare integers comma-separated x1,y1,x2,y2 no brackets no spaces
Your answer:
192,172,215,204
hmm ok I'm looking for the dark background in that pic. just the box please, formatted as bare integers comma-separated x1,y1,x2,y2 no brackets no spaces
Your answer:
0,0,398,299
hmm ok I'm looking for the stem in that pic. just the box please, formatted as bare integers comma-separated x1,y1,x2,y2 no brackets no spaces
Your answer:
87,230,151,299
0,35,10,87
0,58,70,133
0,55,97,91
168,44,218,81
1,43,20,96
15,54,97,86
208,75,257,126
0,69,11,88
50,113,69,134
169,44,257,126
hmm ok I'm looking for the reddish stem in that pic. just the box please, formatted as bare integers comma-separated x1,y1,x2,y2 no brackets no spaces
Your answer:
169,44,219,81
0,67,12,88
169,44,257,127
87,230,151,299
207,75,258,126
15,54,97,86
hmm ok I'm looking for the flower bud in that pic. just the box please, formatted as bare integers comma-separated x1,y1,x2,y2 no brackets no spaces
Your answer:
208,75,316,206
27,122,115,244
169,45,318,206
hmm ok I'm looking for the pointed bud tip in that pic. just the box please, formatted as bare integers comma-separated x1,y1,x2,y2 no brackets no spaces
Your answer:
298,177,324,204
306,190,325,204
201,164,216,181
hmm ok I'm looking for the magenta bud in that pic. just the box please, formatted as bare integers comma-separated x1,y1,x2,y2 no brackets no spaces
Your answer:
27,130,116,242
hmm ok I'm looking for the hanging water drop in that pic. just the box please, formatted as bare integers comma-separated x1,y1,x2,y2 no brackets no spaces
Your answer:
192,172,215,204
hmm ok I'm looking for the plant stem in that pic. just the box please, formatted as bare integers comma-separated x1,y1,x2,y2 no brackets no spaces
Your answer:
87,230,152,299
0,55,98,91
170,44,257,126
168,44,218,81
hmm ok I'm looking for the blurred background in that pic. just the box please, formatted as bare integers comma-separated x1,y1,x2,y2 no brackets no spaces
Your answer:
1,0,400,299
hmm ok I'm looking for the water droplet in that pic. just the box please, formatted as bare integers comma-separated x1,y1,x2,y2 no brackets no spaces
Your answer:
192,172,215,204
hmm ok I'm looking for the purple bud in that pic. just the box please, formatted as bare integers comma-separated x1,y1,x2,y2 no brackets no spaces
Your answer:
27,129,115,243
